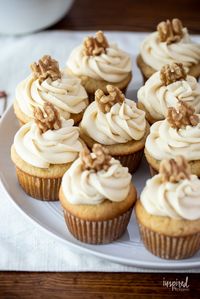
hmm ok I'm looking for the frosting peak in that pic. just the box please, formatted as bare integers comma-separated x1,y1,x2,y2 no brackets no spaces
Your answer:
80,100,146,145
14,118,83,168
61,157,131,205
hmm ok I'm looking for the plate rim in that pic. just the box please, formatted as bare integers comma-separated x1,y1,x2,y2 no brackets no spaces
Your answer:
1,106,200,270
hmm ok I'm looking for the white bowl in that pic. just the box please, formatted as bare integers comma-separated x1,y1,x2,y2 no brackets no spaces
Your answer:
0,0,74,35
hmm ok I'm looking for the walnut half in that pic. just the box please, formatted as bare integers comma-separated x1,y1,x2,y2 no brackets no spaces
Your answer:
80,144,111,172
95,85,125,113
167,101,199,130
160,156,191,183
34,102,61,133
160,63,186,86
30,55,61,83
82,31,109,56
157,18,184,44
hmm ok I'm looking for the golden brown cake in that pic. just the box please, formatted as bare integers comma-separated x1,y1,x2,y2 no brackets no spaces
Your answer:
137,63,200,125
14,55,88,126
11,103,84,201
135,156,200,259
59,144,137,244
137,19,200,82
79,85,149,173
144,101,200,176
66,31,132,100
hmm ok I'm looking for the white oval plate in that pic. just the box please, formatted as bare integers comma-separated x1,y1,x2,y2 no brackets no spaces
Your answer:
1,106,200,270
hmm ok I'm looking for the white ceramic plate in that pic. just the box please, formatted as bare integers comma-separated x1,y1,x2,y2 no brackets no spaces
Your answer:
1,106,200,270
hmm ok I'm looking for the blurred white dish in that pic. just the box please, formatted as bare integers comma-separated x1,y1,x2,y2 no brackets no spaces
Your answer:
0,0,74,35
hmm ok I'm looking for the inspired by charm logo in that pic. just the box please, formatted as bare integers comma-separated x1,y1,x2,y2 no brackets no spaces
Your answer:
163,276,190,292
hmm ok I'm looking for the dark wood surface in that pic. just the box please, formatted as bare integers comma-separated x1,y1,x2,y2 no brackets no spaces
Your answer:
1,1,200,298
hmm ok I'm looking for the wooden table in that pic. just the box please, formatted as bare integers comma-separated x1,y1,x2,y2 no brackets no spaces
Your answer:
1,0,200,298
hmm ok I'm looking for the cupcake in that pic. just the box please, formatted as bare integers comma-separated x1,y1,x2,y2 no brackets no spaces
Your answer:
145,101,200,176
138,63,200,124
137,18,200,82
79,85,149,173
11,102,84,201
14,55,88,126
136,156,200,259
59,144,137,244
66,31,132,100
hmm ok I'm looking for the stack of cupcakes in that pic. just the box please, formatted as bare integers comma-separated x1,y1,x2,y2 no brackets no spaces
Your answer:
10,24,200,259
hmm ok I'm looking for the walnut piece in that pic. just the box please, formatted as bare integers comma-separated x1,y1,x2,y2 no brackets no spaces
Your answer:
80,144,111,172
167,101,199,130
160,63,186,86
157,18,184,44
160,156,191,183
34,102,61,133
30,55,61,83
95,85,125,113
82,31,109,56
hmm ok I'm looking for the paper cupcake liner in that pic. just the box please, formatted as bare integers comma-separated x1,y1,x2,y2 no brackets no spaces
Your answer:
63,206,133,244
149,165,158,177
114,149,144,173
138,221,200,259
16,167,61,201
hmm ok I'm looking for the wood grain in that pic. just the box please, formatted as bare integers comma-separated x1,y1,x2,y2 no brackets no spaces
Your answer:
0,272,200,298
1,0,200,298
50,0,200,33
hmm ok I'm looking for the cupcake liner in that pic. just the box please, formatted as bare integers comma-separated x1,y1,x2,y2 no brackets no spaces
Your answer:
114,149,144,173
16,167,61,201
138,221,200,259
63,206,133,244
149,165,158,177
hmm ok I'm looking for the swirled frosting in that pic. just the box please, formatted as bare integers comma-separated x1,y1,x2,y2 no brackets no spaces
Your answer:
80,100,146,145
145,118,200,161
16,71,88,120
140,28,200,71
61,157,131,204
14,119,83,168
66,43,132,82
138,72,200,120
141,174,200,220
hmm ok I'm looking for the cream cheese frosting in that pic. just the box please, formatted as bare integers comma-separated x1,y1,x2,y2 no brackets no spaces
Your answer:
145,118,200,161
61,157,131,205
141,174,200,220
140,28,200,71
15,71,88,120
66,43,132,82
14,119,83,168
138,72,200,120
80,100,146,145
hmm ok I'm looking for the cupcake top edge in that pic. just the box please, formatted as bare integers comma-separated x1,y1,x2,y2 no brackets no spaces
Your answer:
141,156,200,220
61,144,132,205
15,55,88,120
137,63,200,121
140,18,200,71
80,86,147,145
13,103,83,168
66,31,132,83
145,101,200,161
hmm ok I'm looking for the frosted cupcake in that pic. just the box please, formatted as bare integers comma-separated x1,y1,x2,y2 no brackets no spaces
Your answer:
138,63,200,124
79,85,149,173
14,55,88,126
136,156,200,259
66,31,132,100
59,144,137,244
137,19,200,82
145,101,200,176
11,102,84,201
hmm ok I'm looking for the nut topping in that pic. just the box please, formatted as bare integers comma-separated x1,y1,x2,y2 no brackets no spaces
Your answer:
82,31,109,56
160,156,191,183
160,63,186,86
95,85,124,113
157,18,184,44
